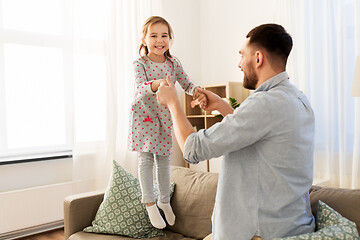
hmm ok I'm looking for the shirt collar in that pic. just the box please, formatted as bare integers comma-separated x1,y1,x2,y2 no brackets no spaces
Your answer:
254,71,289,93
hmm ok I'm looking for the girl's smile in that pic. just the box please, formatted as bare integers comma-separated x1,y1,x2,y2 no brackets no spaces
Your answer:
142,23,170,63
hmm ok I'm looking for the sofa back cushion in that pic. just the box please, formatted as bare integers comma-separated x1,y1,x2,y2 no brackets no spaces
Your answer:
169,166,219,239
309,186,360,233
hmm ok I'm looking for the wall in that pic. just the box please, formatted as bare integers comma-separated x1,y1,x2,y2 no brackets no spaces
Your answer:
0,158,74,235
159,0,202,84
199,0,278,85
0,158,72,192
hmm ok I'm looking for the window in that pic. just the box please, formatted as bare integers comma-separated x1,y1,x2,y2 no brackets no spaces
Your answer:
0,0,110,163
0,0,72,163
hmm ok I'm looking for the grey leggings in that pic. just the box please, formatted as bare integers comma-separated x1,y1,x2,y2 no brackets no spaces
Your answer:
138,152,171,203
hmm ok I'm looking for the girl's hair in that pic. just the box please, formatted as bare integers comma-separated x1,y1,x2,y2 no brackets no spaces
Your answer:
138,16,174,58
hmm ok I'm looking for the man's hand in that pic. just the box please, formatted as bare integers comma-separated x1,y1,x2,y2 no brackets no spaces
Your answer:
195,88,235,116
192,87,208,109
156,75,178,107
194,88,223,111
151,79,167,92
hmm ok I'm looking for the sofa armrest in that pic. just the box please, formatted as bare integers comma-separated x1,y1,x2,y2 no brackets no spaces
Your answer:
64,191,104,240
309,187,360,234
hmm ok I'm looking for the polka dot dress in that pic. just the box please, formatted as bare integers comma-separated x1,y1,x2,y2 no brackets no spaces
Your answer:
128,55,197,156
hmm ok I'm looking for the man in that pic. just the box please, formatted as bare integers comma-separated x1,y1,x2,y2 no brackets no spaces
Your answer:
156,24,315,240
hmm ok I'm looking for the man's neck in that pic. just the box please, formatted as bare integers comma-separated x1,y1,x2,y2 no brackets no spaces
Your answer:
255,68,285,89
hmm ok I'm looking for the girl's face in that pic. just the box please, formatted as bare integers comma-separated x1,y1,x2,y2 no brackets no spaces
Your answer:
142,23,170,62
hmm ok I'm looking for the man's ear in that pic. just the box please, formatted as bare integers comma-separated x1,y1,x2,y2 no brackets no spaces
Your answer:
255,51,264,68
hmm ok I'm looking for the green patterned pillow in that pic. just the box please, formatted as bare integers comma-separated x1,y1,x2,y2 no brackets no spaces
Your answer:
84,160,175,238
273,200,360,240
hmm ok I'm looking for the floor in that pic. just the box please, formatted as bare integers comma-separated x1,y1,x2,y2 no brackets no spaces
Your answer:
17,228,64,240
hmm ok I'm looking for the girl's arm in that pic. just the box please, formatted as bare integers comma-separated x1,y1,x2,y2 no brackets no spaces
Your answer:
172,58,197,95
172,57,208,107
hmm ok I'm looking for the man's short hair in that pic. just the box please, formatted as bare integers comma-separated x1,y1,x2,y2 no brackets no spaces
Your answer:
246,24,293,68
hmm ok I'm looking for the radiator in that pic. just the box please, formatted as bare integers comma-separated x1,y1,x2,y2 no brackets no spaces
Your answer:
0,182,73,239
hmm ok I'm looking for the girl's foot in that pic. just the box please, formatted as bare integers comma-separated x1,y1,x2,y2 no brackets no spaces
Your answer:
145,204,166,229
157,201,176,226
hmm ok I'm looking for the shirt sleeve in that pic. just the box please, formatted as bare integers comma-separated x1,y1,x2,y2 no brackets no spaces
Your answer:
183,95,272,164
172,58,198,96
133,60,154,97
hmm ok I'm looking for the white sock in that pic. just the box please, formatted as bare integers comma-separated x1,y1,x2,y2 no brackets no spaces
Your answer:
157,201,176,226
146,204,166,229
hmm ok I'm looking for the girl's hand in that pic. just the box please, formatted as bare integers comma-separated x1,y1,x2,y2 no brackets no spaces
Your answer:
193,88,224,112
191,87,208,108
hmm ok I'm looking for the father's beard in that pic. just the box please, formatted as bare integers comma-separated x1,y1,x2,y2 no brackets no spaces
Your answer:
243,65,258,90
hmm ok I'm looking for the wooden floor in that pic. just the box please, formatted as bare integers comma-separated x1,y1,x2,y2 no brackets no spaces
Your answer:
18,228,64,240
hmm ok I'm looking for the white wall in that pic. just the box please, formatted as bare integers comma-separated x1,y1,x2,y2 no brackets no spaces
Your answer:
199,0,278,85
0,158,74,234
0,158,72,192
158,0,202,84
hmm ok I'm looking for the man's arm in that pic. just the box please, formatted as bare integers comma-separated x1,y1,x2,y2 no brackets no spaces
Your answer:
158,76,271,164
157,76,235,151
167,100,196,152
156,76,195,152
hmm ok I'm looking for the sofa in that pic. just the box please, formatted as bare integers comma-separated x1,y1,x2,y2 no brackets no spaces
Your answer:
64,166,360,240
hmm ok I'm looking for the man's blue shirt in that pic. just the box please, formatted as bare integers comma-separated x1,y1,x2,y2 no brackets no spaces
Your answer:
184,72,315,240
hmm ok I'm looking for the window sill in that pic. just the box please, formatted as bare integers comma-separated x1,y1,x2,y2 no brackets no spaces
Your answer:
0,151,72,165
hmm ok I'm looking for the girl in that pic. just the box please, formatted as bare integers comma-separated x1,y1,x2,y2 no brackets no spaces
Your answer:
128,16,206,229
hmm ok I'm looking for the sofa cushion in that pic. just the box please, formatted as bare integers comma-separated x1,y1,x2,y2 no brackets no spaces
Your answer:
83,160,174,239
309,186,360,233
168,166,219,239
273,200,359,239
70,229,197,240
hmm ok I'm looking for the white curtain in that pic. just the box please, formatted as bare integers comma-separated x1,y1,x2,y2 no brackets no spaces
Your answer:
275,0,360,189
72,0,162,193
